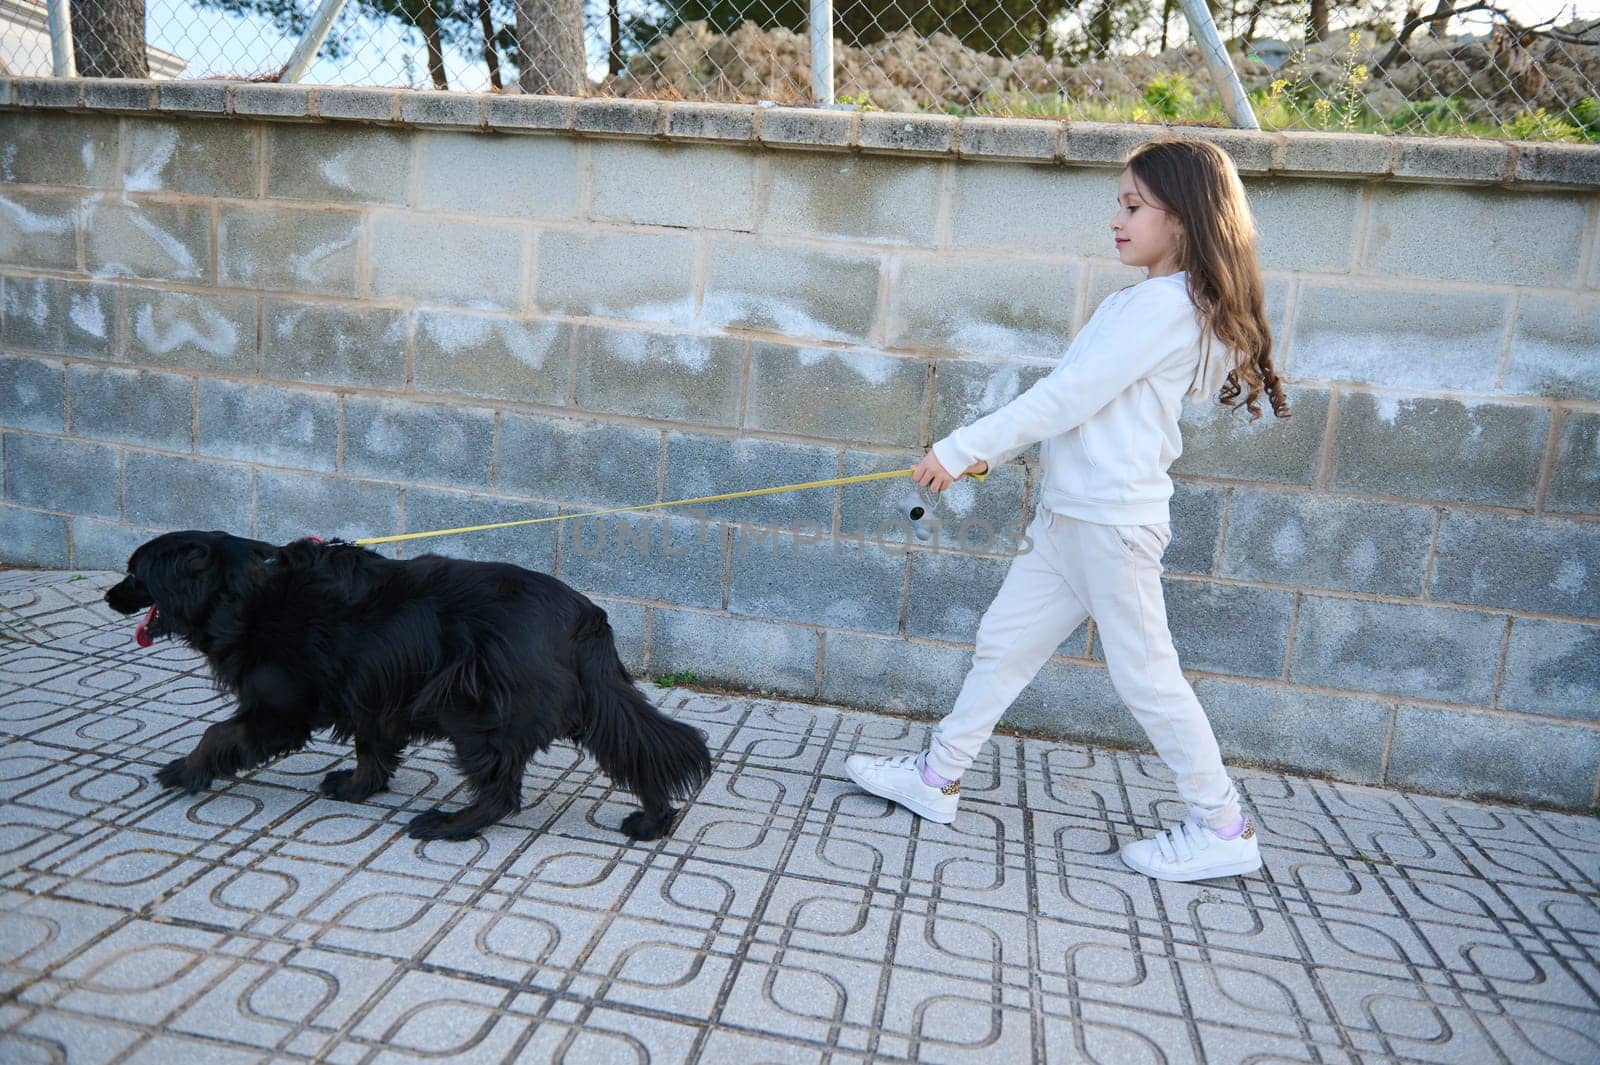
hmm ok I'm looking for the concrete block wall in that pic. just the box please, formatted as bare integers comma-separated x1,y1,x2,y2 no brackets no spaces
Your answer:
2,77,1598,809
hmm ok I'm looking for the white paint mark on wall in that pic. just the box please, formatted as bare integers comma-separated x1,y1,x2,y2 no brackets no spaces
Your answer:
273,305,306,341
289,233,357,283
1552,557,1587,595
0,195,72,237
422,311,555,369
594,296,698,331
1372,393,1405,425
363,412,409,457
88,199,197,278
15,281,48,329
941,320,1055,363
123,128,178,193
605,328,712,373
421,311,492,353
379,314,408,347
285,407,317,445
794,346,899,386
700,292,852,344
67,289,107,338
1271,521,1307,565
134,299,240,359
1345,538,1378,582
319,148,359,192
970,366,1028,416
1464,401,1487,442
128,204,196,274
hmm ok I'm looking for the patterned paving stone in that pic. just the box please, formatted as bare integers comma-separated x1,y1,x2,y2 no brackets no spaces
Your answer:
1,568,1597,1063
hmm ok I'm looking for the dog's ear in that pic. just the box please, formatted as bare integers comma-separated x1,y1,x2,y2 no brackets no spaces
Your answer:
185,543,212,573
125,537,158,576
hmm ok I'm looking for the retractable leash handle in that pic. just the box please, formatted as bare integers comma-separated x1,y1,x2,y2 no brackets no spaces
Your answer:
914,464,988,506
908,466,988,539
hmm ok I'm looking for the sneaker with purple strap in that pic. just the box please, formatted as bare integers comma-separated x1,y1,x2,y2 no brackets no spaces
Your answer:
1119,811,1262,882
844,750,959,824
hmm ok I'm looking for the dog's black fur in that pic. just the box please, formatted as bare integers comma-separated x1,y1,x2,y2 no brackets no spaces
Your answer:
104,530,711,841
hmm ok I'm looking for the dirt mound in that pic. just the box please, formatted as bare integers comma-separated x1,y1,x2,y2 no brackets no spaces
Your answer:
597,18,1600,124
598,19,1204,113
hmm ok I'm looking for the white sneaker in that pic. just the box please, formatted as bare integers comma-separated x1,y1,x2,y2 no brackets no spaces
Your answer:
844,752,959,824
1119,814,1262,882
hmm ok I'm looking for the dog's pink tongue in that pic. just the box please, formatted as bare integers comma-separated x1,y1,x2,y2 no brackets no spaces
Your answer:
135,604,157,648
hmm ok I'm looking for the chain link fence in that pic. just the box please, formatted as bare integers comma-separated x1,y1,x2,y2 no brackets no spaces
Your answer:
8,1,1600,140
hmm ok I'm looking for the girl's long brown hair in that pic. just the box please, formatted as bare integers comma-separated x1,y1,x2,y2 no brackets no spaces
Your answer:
1125,138,1290,421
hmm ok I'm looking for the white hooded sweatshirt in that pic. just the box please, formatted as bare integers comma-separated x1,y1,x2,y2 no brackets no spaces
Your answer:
930,269,1233,527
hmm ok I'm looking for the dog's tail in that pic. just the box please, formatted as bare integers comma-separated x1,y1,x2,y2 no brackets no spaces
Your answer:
573,608,712,811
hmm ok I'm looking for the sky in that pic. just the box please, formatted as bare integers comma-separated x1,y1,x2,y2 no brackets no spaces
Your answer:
40,0,1600,94
138,0,651,88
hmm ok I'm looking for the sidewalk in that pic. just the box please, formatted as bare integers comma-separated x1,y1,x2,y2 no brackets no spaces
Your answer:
1,567,1597,1064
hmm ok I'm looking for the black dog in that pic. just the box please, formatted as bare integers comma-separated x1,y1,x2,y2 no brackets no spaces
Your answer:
104,530,711,841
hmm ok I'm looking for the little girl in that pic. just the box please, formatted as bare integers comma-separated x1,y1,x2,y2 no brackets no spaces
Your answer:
847,137,1291,883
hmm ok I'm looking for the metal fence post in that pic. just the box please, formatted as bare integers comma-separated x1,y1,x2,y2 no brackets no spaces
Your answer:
810,0,833,105
46,0,78,77
281,0,352,83
1177,0,1259,129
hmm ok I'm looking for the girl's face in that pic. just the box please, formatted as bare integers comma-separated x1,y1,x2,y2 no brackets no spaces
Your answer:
1111,168,1184,277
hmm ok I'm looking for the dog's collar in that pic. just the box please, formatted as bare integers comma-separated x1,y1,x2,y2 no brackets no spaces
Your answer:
263,536,354,566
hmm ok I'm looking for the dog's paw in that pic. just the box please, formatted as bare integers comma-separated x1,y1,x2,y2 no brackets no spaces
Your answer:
406,808,480,842
621,806,680,841
155,757,211,794
319,769,375,802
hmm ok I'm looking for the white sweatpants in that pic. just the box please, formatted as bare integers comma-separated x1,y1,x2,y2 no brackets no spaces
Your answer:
927,502,1243,831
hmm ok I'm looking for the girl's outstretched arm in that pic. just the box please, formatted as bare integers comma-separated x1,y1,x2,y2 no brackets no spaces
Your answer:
930,285,1197,477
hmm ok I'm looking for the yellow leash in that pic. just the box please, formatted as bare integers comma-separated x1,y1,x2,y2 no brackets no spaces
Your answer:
354,466,987,548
